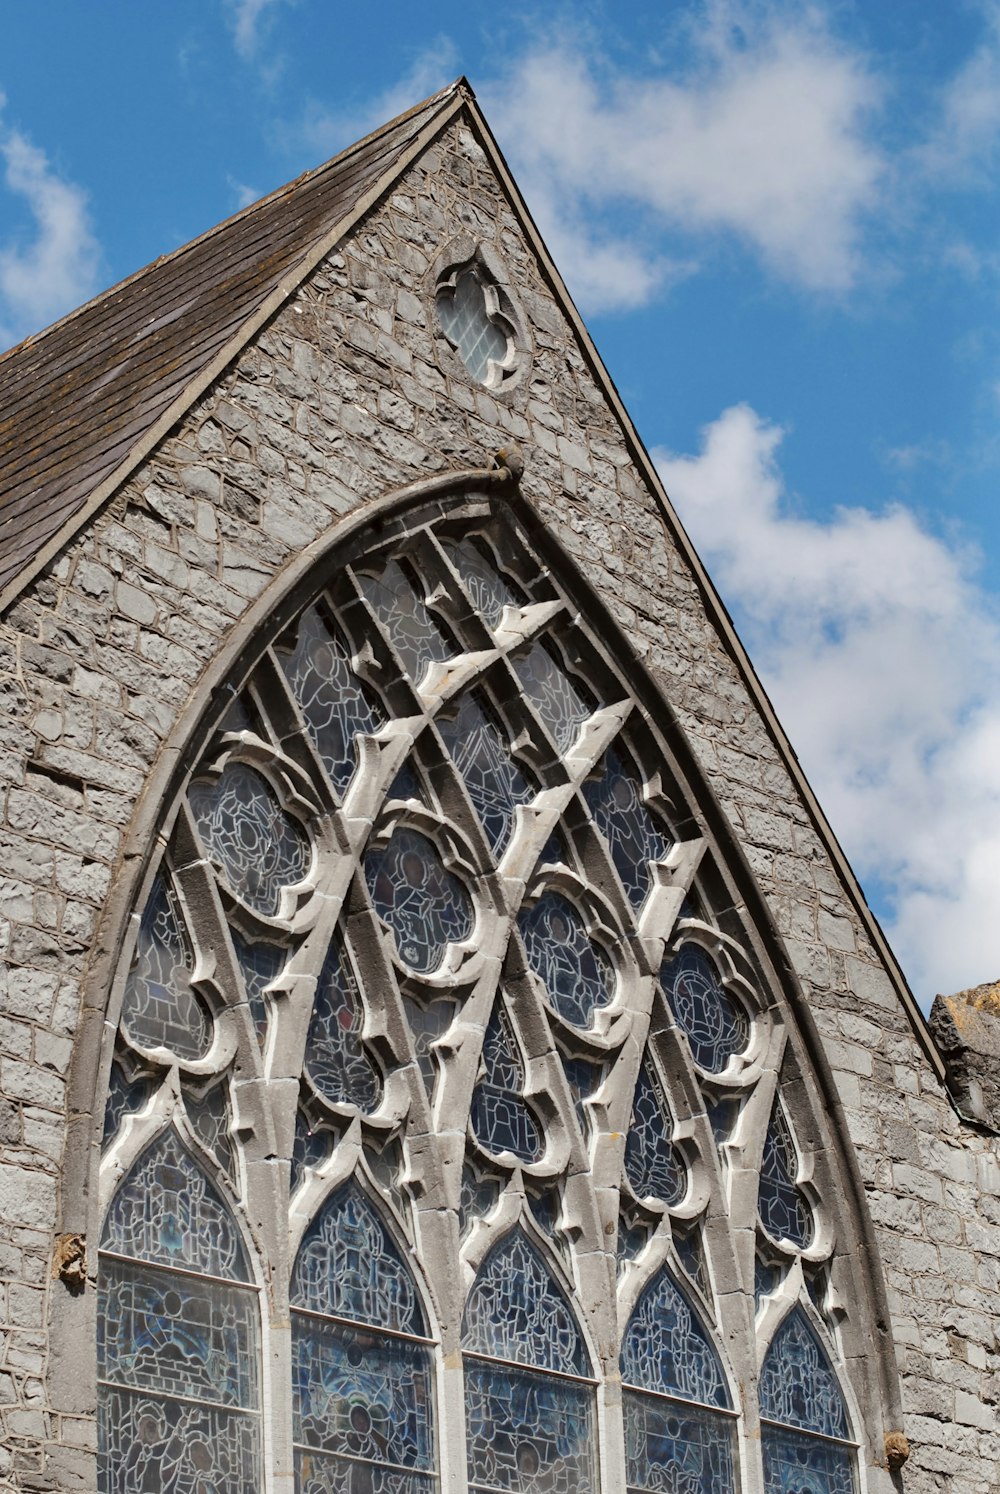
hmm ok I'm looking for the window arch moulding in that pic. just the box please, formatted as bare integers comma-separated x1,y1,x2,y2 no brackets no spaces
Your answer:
68,477,901,1494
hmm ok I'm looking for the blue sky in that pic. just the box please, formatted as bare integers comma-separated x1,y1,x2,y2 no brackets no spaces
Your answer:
4,0,1000,1007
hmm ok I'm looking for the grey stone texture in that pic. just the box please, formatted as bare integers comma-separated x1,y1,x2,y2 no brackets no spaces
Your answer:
0,109,996,1491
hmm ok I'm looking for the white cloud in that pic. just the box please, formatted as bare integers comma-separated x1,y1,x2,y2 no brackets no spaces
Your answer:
481,11,884,304
227,0,287,60
655,404,1000,1005
0,106,100,348
919,2,1000,180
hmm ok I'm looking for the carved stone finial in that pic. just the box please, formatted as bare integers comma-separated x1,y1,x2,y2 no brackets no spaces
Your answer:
52,1233,87,1293
494,445,525,483
885,1430,910,1471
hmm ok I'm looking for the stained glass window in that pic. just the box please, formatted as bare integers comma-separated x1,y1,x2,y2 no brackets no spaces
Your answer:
512,640,594,754
189,764,311,917
444,537,524,626
303,937,382,1114
583,752,672,910
463,1231,597,1494
662,945,750,1074
366,827,473,972
519,891,614,1028
760,1309,856,1494
292,1182,436,1494
438,692,535,856
471,1002,543,1163
358,559,452,683
759,1101,813,1250
624,1057,686,1208
231,932,284,1052
120,874,212,1061
437,268,510,384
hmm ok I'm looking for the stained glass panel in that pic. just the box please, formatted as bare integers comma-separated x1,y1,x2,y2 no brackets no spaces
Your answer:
403,996,457,1096
438,693,535,857
518,892,614,1029
759,1309,850,1439
101,1130,249,1280
278,603,384,800
365,828,473,973
292,1181,425,1334
674,1225,710,1301
358,560,452,683
120,874,211,1061
184,1080,234,1178
297,1450,435,1494
759,1103,813,1250
583,753,672,911
623,1389,735,1494
102,1063,154,1146
231,932,284,1052
621,1267,730,1408
624,1058,686,1208
762,1426,856,1494
444,537,523,627
189,764,311,917
512,641,594,755
437,269,510,384
98,1388,259,1494
291,1110,332,1194
462,1230,588,1376
460,1163,502,1238
464,1360,596,1494
661,946,749,1075
305,937,382,1114
471,1003,543,1164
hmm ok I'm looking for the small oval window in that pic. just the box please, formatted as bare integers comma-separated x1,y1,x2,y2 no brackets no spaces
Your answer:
436,253,524,387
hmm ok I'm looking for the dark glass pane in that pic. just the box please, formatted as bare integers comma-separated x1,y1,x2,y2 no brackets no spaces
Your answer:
759,1308,850,1439
460,1163,501,1238
759,1103,813,1250
293,1317,434,1471
762,1425,856,1494
305,938,382,1114
98,1387,259,1494
184,1080,235,1178
438,693,535,858
560,1053,604,1133
101,1130,250,1281
231,932,284,1052
618,1212,652,1267
674,1225,710,1301
358,560,451,683
527,1189,559,1237
624,1059,686,1208
102,1063,154,1146
624,1389,735,1494
471,1003,543,1164
444,538,523,627
462,1230,588,1376
518,892,614,1030
120,874,212,1061
365,828,473,974
98,1258,258,1407
292,1181,425,1335
278,603,383,800
387,762,423,804
291,1110,332,1195
583,752,672,911
296,1449,435,1493
755,1257,782,1312
512,641,594,755
661,946,749,1074
465,1359,596,1494
708,1096,742,1149
621,1267,730,1408
189,764,310,917
438,270,509,384
403,997,457,1096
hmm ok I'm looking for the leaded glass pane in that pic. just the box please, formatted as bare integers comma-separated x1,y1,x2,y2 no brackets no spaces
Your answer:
464,1360,596,1494
278,603,384,800
661,946,749,1075
292,1181,425,1334
438,269,509,384
462,1230,588,1376
189,764,311,917
438,692,535,857
101,1130,250,1280
103,1063,154,1146
621,1267,730,1408
512,641,594,755
358,560,452,683
292,1111,332,1194
98,1388,259,1494
759,1309,850,1439
444,538,524,627
583,753,672,911
185,1080,234,1178
560,1053,605,1133
461,1163,502,1238
759,1103,813,1250
518,892,614,1029
120,874,211,1061
99,1258,258,1407
674,1225,710,1301
365,828,473,973
305,938,382,1114
762,1425,856,1494
297,1450,435,1494
293,1318,435,1472
623,1389,735,1494
231,932,284,1051
471,1003,543,1164
403,996,457,1096
624,1059,686,1208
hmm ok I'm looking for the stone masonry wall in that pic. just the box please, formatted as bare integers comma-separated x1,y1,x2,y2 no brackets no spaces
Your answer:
0,111,997,1491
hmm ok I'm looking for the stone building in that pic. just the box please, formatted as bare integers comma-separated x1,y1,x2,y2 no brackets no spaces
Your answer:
0,77,997,1494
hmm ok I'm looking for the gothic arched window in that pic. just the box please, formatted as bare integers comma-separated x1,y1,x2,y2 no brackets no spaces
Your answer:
96,492,877,1494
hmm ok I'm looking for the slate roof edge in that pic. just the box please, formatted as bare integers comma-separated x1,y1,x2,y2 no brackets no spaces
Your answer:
0,80,467,617
455,92,946,1090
